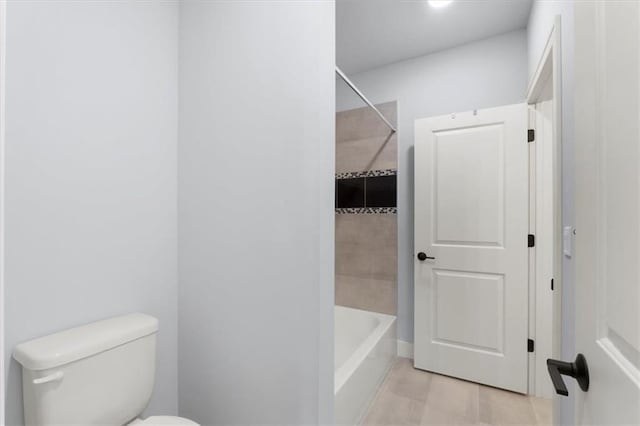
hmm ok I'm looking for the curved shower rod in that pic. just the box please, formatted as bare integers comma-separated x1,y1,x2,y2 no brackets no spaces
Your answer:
335,66,397,134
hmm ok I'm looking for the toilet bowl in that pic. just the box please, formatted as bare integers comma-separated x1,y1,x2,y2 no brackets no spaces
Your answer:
13,313,199,426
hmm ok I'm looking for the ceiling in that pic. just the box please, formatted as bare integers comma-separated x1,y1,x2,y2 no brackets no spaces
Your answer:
337,0,533,74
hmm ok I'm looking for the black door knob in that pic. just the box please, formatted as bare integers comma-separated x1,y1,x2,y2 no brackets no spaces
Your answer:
417,252,435,261
547,353,589,396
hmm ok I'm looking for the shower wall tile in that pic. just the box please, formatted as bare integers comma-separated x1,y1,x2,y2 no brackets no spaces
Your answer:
370,247,398,281
336,213,397,247
336,101,398,143
336,101,397,175
335,213,397,313
336,177,365,208
366,175,397,207
335,101,397,316
335,207,397,214
336,135,398,174
334,239,396,281
335,275,397,316
335,242,397,281
335,242,371,278
335,175,396,209
336,169,397,179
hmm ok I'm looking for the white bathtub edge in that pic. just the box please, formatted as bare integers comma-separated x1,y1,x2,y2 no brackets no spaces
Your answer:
334,308,397,426
352,352,395,425
335,310,395,393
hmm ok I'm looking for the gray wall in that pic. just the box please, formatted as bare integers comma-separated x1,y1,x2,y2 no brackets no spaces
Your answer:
336,30,528,344
527,2,575,425
3,1,179,424
177,2,335,424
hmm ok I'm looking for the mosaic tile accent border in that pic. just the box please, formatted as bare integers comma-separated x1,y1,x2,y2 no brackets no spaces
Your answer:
335,169,397,179
335,207,397,215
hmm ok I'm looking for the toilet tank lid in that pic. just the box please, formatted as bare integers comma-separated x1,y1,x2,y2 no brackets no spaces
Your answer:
13,313,158,371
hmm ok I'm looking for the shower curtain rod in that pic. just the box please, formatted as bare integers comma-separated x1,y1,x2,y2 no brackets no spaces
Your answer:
335,66,397,133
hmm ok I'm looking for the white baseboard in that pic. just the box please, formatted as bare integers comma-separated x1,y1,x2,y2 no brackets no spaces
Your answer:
397,340,413,359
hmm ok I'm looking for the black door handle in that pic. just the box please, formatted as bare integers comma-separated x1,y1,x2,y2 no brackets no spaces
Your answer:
417,252,435,261
547,353,589,396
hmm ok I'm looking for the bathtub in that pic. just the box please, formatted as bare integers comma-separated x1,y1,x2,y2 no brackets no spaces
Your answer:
334,306,397,425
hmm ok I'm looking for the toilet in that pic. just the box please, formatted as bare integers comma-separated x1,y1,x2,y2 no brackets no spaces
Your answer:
13,313,198,426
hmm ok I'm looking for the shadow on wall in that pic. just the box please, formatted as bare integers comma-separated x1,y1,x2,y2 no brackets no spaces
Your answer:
5,360,22,426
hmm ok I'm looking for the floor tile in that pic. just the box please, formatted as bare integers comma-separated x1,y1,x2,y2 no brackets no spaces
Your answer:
361,390,425,426
421,373,479,425
530,397,552,426
383,358,433,402
478,386,537,425
361,359,552,426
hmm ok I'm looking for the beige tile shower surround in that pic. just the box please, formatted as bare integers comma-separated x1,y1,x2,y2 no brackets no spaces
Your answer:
335,102,398,315
336,101,398,174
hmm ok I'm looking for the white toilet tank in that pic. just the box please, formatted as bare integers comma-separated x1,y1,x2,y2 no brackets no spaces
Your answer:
13,313,159,426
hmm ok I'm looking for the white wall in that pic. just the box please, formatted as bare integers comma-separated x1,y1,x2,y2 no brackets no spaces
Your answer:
177,2,335,424
337,30,528,344
0,0,6,421
527,2,575,424
3,2,179,424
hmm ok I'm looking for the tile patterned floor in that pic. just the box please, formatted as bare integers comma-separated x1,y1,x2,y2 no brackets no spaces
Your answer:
361,358,552,426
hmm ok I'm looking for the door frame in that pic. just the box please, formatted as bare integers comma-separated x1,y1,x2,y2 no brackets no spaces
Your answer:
526,16,563,405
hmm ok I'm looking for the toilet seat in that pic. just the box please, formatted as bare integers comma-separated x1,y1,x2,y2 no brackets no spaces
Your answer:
136,416,199,425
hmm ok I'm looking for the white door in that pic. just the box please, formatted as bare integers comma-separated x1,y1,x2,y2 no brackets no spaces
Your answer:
414,104,529,393
574,1,640,423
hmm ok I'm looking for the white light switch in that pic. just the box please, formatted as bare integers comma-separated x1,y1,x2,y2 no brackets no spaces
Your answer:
563,226,574,258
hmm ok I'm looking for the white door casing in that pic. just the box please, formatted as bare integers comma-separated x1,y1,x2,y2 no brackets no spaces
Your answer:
574,1,640,424
414,104,529,393
531,89,556,399
527,16,562,401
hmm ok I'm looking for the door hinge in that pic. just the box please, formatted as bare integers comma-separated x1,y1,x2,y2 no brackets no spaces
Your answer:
528,234,535,247
551,278,554,291
528,129,535,142
528,339,535,353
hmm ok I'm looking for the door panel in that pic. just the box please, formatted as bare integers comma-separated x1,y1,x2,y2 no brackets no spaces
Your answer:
414,104,528,393
575,1,640,423
433,270,504,353
434,124,504,247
